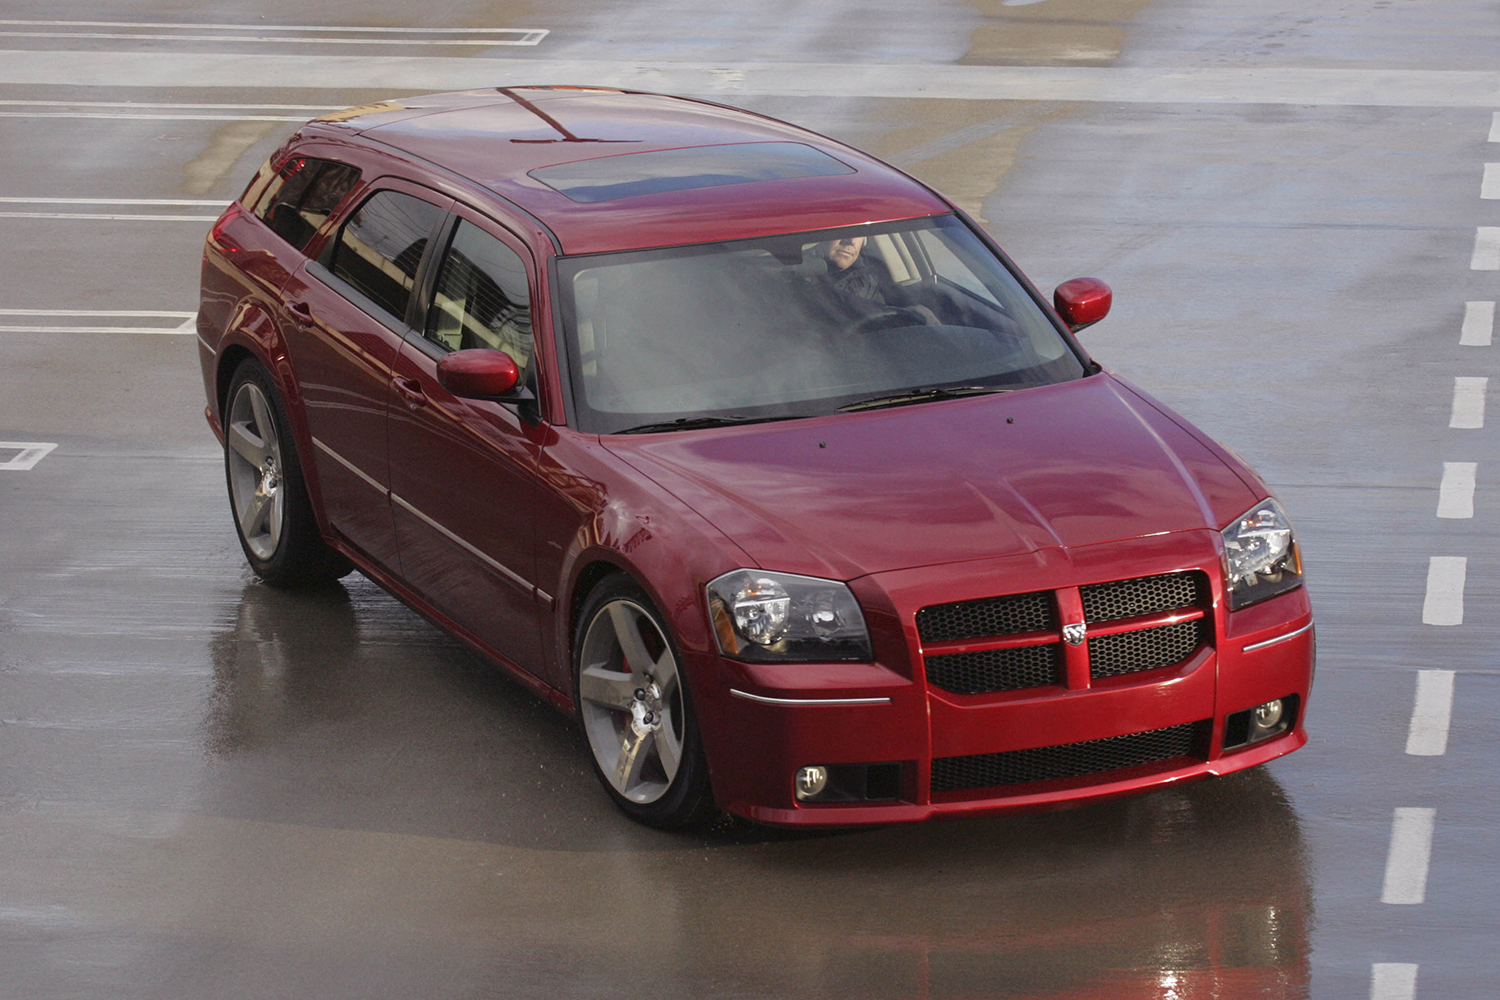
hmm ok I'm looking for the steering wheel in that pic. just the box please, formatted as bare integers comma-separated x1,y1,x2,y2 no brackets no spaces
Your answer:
852,306,936,333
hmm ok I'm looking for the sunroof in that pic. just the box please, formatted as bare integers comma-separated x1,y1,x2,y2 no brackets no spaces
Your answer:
529,142,855,203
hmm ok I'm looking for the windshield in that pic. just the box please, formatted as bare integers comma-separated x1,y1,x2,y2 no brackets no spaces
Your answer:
555,215,1088,433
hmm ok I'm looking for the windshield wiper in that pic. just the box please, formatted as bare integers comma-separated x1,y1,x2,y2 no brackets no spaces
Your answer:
615,414,806,434
837,385,1015,412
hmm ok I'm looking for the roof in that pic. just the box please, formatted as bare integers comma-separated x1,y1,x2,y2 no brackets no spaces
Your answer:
304,87,949,254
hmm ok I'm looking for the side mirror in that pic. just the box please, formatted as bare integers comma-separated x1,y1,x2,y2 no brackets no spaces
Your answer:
437,348,520,398
1053,277,1112,332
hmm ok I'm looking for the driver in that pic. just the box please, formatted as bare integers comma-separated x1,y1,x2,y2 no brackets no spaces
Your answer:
818,235,885,305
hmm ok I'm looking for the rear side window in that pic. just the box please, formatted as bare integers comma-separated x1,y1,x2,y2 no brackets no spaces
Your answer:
330,190,446,322
247,156,360,252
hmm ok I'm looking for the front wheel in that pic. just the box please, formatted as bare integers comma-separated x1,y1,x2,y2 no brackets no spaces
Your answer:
574,576,713,828
224,359,351,587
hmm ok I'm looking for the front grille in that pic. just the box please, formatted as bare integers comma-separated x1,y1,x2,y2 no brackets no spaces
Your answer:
916,590,1055,643
1089,619,1205,678
925,644,1062,695
1080,572,1206,623
930,721,1207,793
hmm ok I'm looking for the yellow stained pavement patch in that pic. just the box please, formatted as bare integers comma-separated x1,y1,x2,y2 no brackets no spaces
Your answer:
182,119,280,196
962,0,1158,66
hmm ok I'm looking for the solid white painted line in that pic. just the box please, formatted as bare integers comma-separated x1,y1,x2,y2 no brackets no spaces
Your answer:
0,18,545,36
1474,227,1500,270
1484,163,1500,199
0,31,546,47
0,326,196,334
1370,964,1419,1000
1437,461,1477,518
1405,670,1455,757
0,111,309,121
1449,377,1488,428
0,53,1497,108
1491,111,1500,142
0,441,58,471
0,99,331,110
1381,808,1436,904
0,198,225,206
0,212,218,221
1461,301,1495,346
0,309,195,316
1422,556,1466,626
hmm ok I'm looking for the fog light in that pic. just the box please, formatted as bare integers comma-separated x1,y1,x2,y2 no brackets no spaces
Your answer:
795,765,828,801
1253,699,1284,731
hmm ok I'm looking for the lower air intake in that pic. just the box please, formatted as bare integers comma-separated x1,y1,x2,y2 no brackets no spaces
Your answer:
930,721,1208,793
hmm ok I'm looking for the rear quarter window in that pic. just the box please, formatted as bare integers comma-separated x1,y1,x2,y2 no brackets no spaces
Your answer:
246,155,361,252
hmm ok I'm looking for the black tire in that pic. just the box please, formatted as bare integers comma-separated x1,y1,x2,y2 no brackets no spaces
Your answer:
223,359,352,588
573,574,714,828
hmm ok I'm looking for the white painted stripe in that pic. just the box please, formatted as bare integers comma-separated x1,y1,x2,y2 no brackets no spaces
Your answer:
0,309,195,317
0,19,542,34
1370,963,1419,1000
1492,112,1500,142
0,198,224,206
1405,670,1455,757
0,325,195,334
0,441,58,471
0,111,309,121
1484,163,1500,199
1449,376,1487,428
0,99,331,110
1461,301,1495,346
1381,807,1436,904
1474,227,1500,270
1437,461,1477,518
0,212,218,221
1422,556,1466,626
0,53,1496,108
730,689,891,706
0,31,546,47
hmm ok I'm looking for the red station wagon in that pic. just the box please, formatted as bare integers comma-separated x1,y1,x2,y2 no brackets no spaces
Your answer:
197,87,1313,828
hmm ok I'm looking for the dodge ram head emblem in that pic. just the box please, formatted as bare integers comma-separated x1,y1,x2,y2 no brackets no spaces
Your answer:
1062,622,1087,646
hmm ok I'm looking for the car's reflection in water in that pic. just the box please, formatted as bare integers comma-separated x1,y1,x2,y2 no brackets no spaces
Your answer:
201,578,1309,999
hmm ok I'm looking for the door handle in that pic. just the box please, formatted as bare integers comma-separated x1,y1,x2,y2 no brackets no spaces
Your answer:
393,376,428,409
286,300,314,326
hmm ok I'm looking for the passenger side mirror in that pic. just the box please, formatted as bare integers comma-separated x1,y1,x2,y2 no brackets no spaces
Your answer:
437,348,520,398
1053,277,1112,332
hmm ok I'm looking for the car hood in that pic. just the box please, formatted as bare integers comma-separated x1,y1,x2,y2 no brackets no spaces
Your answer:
601,374,1261,580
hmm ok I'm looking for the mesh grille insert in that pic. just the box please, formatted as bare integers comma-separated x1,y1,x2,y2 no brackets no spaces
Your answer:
1089,619,1205,678
916,590,1055,644
1080,572,1206,623
931,722,1207,793
925,644,1062,695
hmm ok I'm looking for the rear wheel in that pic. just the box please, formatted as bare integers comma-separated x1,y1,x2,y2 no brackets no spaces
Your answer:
574,575,713,828
224,359,351,587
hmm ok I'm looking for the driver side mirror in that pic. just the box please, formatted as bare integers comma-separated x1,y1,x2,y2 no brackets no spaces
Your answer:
1053,277,1112,332
436,348,521,398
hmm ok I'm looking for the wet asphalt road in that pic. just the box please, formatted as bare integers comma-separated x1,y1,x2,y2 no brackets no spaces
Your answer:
1,1,1497,997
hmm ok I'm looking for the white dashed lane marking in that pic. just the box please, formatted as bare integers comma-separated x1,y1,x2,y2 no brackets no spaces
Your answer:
1421,556,1466,626
1483,163,1500,199
0,199,221,221
1371,964,1420,1000
1460,301,1495,346
1448,376,1487,428
1473,227,1500,270
1382,808,1437,905
1436,462,1476,518
1405,670,1455,757
0,442,57,470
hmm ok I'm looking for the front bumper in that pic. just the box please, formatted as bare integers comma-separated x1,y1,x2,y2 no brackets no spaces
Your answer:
693,533,1314,827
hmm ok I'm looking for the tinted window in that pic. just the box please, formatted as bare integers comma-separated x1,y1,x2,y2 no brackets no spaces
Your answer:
425,221,533,374
330,191,445,322
248,156,360,251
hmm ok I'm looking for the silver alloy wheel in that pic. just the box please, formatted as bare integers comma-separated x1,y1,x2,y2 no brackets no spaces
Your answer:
578,598,686,804
225,380,285,562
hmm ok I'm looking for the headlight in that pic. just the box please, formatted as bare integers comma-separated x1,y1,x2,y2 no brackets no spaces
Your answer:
707,570,872,663
1221,498,1303,610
